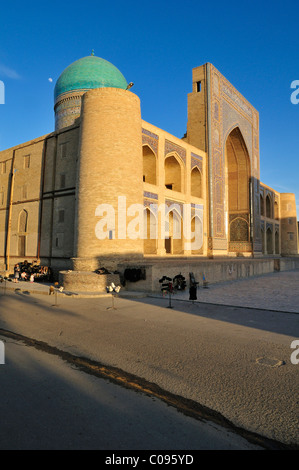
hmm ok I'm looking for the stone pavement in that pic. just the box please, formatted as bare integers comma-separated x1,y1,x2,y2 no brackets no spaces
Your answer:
1,268,299,313
167,269,299,314
1,269,299,448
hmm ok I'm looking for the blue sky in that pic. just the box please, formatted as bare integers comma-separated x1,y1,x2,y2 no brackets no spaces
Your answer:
0,0,298,214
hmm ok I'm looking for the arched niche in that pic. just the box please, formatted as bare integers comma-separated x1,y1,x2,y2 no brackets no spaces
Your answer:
164,208,183,254
225,127,251,252
143,145,157,185
266,227,273,254
266,195,272,218
164,154,183,192
18,209,28,257
191,166,202,198
143,207,157,254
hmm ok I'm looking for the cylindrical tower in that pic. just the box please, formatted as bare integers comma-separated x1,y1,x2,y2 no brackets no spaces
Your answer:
54,54,128,130
73,87,144,271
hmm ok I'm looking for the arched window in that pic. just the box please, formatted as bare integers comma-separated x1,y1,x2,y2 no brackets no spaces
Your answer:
142,145,156,185
18,210,28,257
191,167,202,198
18,209,28,233
266,195,272,218
165,155,182,192
266,227,273,254
260,194,264,216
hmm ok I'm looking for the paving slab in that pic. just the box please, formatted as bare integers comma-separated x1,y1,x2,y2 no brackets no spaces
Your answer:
167,269,299,313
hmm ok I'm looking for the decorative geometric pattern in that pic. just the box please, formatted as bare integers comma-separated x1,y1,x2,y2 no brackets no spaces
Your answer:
208,64,261,252
143,191,158,200
165,199,184,211
229,213,249,223
54,94,83,130
229,241,252,252
143,198,158,209
142,129,159,155
144,191,158,209
221,82,253,118
191,152,203,171
165,140,186,165
230,217,249,242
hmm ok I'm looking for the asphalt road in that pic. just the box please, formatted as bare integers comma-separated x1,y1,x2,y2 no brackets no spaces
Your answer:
0,283,298,450
0,333,262,450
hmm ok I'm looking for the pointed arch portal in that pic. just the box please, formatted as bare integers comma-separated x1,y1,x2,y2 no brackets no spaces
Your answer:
225,127,252,253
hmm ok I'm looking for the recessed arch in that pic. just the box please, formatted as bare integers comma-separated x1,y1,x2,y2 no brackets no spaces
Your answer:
18,209,28,257
143,207,157,254
164,154,183,192
266,194,272,218
266,227,273,254
142,144,157,185
261,227,265,254
18,209,28,233
191,166,202,198
191,215,203,254
260,194,264,216
164,207,183,254
225,127,251,251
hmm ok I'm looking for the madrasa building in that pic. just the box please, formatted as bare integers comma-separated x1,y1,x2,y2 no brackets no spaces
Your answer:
0,53,298,292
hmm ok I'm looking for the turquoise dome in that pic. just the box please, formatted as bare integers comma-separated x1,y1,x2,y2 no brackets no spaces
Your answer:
54,54,128,101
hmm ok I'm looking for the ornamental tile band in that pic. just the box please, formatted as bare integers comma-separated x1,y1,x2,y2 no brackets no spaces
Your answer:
165,140,186,165
143,191,158,200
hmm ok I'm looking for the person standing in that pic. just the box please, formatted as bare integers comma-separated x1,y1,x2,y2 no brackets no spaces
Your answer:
13,264,20,283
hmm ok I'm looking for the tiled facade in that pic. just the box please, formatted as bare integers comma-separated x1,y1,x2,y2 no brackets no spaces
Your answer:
0,59,298,277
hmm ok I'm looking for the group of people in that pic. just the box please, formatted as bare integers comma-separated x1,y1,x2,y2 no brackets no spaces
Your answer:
13,264,34,283
13,261,52,284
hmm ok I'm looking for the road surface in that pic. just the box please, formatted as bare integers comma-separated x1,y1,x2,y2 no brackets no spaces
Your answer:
0,271,298,450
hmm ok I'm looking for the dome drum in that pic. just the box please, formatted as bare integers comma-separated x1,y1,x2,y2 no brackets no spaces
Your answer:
54,54,129,130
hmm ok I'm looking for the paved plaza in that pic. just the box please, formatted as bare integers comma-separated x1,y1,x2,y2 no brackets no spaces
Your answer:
1,267,298,448
171,269,299,313
2,268,299,313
